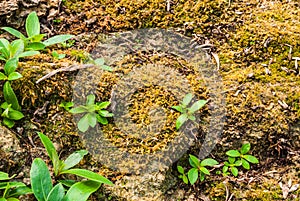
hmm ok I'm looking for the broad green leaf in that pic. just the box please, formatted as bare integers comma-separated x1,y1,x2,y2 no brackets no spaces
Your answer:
98,110,113,117
0,182,25,189
62,150,88,171
226,150,240,157
8,109,24,120
200,158,219,167
189,155,200,168
1,27,25,39
188,115,196,121
87,113,97,127
231,167,239,177
171,105,184,113
69,106,87,114
26,42,45,51
234,160,242,166
100,65,112,71
199,171,206,182
240,143,251,154
6,198,19,201
1,102,9,109
199,167,210,175
243,155,259,164
58,180,76,188
26,12,40,37
222,165,228,173
96,101,110,109
0,55,7,61
182,174,188,184
0,172,10,180
30,158,52,201
60,169,113,186
77,114,90,132
47,183,65,201
8,72,22,81
182,93,193,106
7,186,32,198
18,51,40,58
62,180,100,201
177,166,184,174
187,168,198,185
0,72,7,80
94,58,104,66
3,118,14,128
4,58,18,75
176,113,188,130
86,94,95,106
3,81,20,111
10,39,24,58
189,100,207,113
0,38,10,59
241,158,250,170
43,35,74,47
37,132,60,176
228,157,235,164
96,115,108,125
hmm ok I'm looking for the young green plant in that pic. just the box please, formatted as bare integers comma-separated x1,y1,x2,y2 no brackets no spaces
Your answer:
172,93,207,129
69,94,113,132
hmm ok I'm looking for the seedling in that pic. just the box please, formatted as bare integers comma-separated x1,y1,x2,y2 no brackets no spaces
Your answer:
59,101,74,111
52,51,66,60
178,155,218,185
172,93,207,129
69,94,113,132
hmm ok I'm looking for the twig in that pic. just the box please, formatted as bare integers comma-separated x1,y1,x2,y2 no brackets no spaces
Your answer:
35,64,95,84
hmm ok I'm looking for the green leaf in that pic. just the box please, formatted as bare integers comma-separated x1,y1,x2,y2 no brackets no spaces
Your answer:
3,81,20,111
8,72,22,81
96,115,108,125
171,105,184,113
200,158,219,167
94,58,104,66
176,113,188,130
226,150,240,157
4,58,18,75
199,171,206,182
26,42,45,51
0,38,10,59
177,166,184,174
62,150,88,171
0,182,25,189
234,160,242,166
62,180,100,201
0,172,10,180
30,158,52,201
77,114,90,132
189,154,200,168
182,174,188,184
98,110,113,117
241,158,250,170
37,132,60,176
58,180,76,188
18,51,39,58
6,186,32,198
187,168,198,185
0,72,7,80
86,94,95,106
228,157,235,164
69,106,87,114
47,183,65,201
43,35,74,47
243,155,259,164
60,169,113,186
188,115,196,121
231,166,239,177
26,12,40,37
96,101,110,109
86,113,97,127
199,167,210,175
29,34,45,43
182,93,193,106
10,39,24,58
2,118,14,128
189,100,207,113
222,165,228,173
240,143,251,154
1,27,25,39
8,109,24,120
100,65,112,72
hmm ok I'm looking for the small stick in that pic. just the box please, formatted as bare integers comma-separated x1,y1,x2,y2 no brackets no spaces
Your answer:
35,64,95,84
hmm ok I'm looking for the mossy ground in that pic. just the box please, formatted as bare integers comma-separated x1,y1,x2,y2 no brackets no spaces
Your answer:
0,0,299,200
